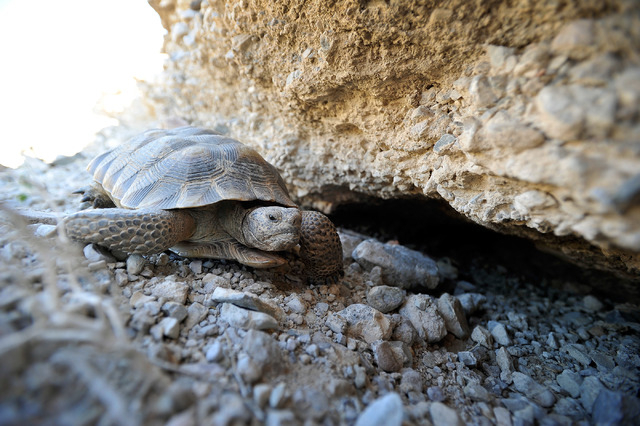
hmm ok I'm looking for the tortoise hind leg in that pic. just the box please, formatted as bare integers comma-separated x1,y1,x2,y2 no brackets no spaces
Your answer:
64,208,195,254
169,240,287,268
299,211,344,284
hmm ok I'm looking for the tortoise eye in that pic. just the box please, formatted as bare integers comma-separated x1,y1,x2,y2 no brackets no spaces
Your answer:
269,214,277,221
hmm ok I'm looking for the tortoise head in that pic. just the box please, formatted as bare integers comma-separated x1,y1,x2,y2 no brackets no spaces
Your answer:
242,206,301,251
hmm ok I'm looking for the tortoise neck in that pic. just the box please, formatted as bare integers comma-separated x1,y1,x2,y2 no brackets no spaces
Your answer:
217,202,252,245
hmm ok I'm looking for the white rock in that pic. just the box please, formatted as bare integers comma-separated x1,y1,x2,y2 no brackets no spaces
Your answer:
162,301,188,322
205,340,224,362
130,291,155,308
126,254,145,275
265,410,296,426
557,369,583,398
236,354,262,384
269,382,288,408
469,75,496,108
551,19,595,59
355,393,404,426
457,293,486,316
171,22,190,41
209,287,283,319
513,190,556,215
429,402,463,426
478,110,545,152
535,85,584,140
185,302,208,330
352,239,439,290
488,321,511,346
367,286,405,313
536,84,616,140
151,278,189,304
83,243,116,263
399,295,447,343
511,372,556,408
471,326,493,349
286,295,307,314
436,293,470,339
34,224,57,238
189,260,203,275
496,347,514,383
335,304,392,344
253,384,271,408
219,303,278,330
371,341,409,373
157,317,180,339
486,45,515,71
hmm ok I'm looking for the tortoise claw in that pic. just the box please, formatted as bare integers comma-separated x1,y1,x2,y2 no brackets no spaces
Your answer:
73,183,115,209
307,270,344,286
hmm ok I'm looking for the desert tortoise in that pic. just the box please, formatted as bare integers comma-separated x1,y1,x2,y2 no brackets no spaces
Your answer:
65,126,343,283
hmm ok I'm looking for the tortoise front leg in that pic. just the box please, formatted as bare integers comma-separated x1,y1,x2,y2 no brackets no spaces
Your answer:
299,211,344,284
64,208,195,254
169,240,287,268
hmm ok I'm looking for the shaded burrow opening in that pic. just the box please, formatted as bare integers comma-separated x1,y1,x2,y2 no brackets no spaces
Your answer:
329,196,639,305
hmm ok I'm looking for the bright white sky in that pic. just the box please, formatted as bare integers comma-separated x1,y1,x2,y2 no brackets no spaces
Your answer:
0,0,165,168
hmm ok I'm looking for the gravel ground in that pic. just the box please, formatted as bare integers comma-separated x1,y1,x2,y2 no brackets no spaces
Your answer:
1,126,639,425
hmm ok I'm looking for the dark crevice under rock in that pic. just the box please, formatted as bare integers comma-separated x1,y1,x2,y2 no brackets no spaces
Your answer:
329,197,639,304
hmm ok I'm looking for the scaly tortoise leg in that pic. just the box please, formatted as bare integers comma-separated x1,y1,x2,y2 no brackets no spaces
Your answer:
63,208,195,254
169,240,287,268
299,211,344,285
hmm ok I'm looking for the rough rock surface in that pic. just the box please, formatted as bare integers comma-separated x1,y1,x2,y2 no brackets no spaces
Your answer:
146,0,640,278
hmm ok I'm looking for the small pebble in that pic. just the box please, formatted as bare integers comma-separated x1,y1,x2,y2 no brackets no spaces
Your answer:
429,401,463,426
436,293,470,339
427,386,445,402
557,369,582,398
335,304,392,344
372,341,405,373
151,278,189,304
464,383,491,402
399,295,447,343
582,295,603,311
457,351,477,367
354,393,403,426
189,260,202,275
471,326,493,349
253,384,271,408
205,340,224,362
126,254,145,275
83,244,116,263
367,286,405,313
162,301,188,322
219,303,278,330
237,355,261,384
511,372,556,408
269,382,288,409
185,302,208,330
488,321,511,346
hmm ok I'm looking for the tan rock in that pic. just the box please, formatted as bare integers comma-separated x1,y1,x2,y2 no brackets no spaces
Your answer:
144,0,640,280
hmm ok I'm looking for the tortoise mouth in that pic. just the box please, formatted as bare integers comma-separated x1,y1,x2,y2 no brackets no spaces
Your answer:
254,230,300,251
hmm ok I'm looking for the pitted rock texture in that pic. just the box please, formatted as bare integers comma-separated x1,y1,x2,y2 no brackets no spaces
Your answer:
146,0,640,277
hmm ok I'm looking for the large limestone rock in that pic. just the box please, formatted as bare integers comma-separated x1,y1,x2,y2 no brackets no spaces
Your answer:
146,0,640,278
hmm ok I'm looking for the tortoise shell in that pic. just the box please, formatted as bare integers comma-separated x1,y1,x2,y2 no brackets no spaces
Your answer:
87,127,296,210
